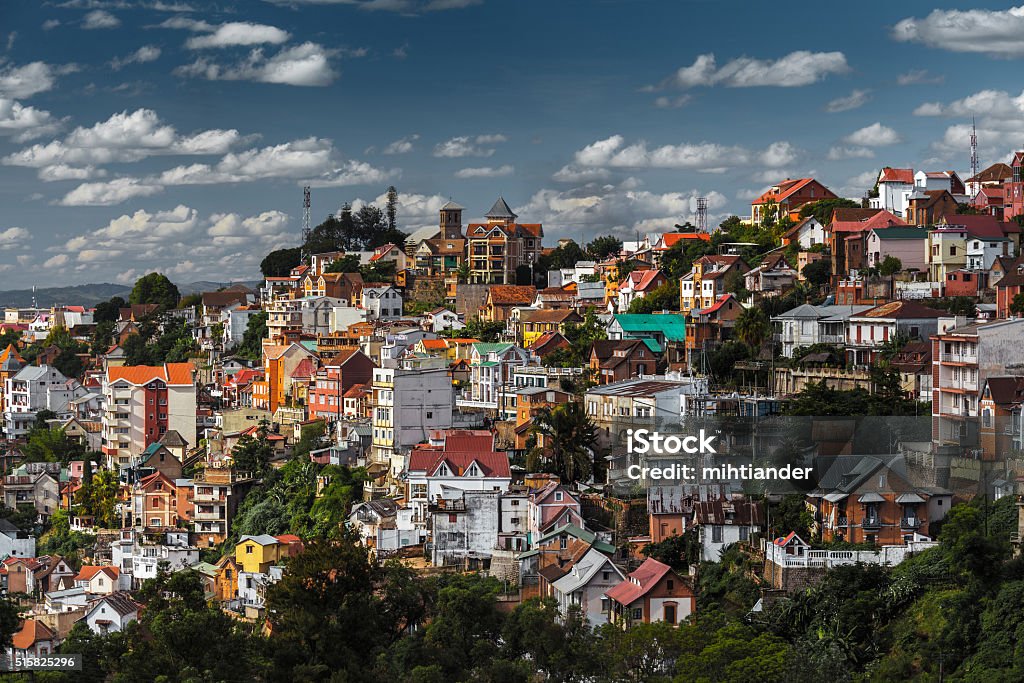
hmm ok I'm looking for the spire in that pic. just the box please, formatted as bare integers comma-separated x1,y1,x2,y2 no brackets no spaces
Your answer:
485,196,517,220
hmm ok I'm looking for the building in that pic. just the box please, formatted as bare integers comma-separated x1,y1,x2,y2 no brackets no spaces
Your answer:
550,547,625,627
979,376,1024,459
460,343,530,413
907,190,958,227
516,309,582,348
679,255,750,313
781,215,827,249
870,167,915,217
83,591,141,635
844,301,945,365
585,376,707,446
617,270,667,313
771,304,872,358
361,285,404,321
692,500,763,562
865,226,929,272
3,365,83,439
371,366,455,478
684,294,741,368
1008,151,1024,220
481,285,538,323
465,197,544,285
589,339,660,384
605,557,695,627
308,349,375,422
607,313,687,367
931,319,1024,450
751,178,837,225
0,344,25,422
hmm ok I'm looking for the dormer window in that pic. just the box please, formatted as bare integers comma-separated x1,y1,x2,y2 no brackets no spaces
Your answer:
437,464,449,477
554,491,563,502
467,463,480,477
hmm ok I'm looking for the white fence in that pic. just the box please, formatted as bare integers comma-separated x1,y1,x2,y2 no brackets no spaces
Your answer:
764,540,937,569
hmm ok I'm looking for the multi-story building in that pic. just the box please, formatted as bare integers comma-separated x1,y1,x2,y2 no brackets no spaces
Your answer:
361,285,404,321
265,296,341,340
252,342,317,414
459,343,530,414
1008,151,1024,220
192,466,257,547
585,376,707,447
371,365,455,479
679,256,749,313
931,318,1024,451
750,177,837,225
844,300,945,365
870,167,915,217
308,349,375,422
605,557,695,627
0,344,25,422
3,365,84,438
101,363,196,472
772,304,872,358
465,197,544,285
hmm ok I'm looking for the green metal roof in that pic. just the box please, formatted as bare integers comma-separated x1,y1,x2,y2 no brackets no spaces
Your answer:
300,340,318,351
473,342,513,355
534,523,617,554
613,314,686,341
641,338,662,353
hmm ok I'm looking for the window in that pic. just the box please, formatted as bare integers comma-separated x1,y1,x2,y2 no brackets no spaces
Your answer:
603,571,610,580
712,526,723,543
246,546,253,554
554,491,563,502
559,535,568,550
739,526,749,541
667,579,674,590
632,608,643,620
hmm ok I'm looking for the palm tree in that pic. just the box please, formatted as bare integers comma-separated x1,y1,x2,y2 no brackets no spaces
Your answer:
527,402,599,483
735,306,769,353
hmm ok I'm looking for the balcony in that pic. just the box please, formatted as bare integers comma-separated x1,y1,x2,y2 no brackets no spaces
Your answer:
193,510,225,522
192,492,226,503
836,516,849,528
862,516,882,530
939,352,978,364
820,334,846,344
900,517,921,530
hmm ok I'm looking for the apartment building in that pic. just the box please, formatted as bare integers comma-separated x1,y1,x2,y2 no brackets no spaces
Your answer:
371,365,455,479
3,365,85,439
102,363,196,471
931,318,1024,452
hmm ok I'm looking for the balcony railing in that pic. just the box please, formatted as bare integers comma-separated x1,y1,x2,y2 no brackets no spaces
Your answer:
900,517,921,530
862,517,882,530
940,352,978,364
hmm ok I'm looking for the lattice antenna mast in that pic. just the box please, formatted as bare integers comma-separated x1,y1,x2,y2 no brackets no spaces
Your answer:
695,196,709,232
302,186,311,255
970,117,979,188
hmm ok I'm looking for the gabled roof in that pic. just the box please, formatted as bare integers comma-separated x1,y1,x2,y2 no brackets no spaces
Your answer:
984,376,1024,408
611,314,686,341
551,547,622,595
12,620,54,649
239,534,280,546
159,430,188,448
623,269,665,292
967,162,1013,184
75,565,119,582
520,309,582,324
605,557,674,606
441,200,464,210
752,177,819,205
0,344,25,372
878,167,914,184
488,285,537,305
88,591,141,618
407,449,510,478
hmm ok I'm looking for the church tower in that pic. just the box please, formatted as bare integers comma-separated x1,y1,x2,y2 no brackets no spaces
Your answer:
439,200,464,239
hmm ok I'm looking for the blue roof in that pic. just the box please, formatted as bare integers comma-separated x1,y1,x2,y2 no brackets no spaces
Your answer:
613,314,686,342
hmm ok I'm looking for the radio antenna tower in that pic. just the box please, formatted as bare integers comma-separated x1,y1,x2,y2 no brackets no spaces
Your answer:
695,196,709,232
302,185,311,255
970,117,979,189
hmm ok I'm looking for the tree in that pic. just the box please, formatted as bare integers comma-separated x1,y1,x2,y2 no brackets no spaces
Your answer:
293,420,327,459
1010,293,1024,317
231,424,274,476
641,531,699,572
586,235,622,260
386,185,399,232
236,311,268,362
129,273,180,309
527,402,599,483
724,269,749,300
261,246,303,277
798,198,860,226
93,296,125,323
23,427,85,464
771,494,813,539
879,255,902,277
802,259,831,290
324,254,361,273
627,281,679,313
735,306,769,352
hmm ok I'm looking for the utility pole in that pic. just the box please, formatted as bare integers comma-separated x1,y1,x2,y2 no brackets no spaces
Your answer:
302,186,311,259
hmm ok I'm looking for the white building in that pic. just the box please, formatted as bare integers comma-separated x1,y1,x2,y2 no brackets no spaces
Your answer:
870,167,915,217
371,365,455,477
550,547,624,626
3,365,83,438
423,308,464,333
771,304,873,358
459,343,530,412
83,592,141,635
966,236,1014,271
110,529,200,587
693,500,763,562
362,285,404,321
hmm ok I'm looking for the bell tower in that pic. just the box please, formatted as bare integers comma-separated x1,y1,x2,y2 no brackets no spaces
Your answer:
439,200,464,239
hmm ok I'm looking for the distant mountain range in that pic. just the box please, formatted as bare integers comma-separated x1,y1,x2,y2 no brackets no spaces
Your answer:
0,281,261,309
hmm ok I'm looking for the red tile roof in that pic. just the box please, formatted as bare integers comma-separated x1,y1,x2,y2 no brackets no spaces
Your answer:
623,269,665,292
831,210,906,234
656,232,711,249
75,565,119,582
408,449,510,478
107,363,194,386
878,167,914,184
488,285,537,305
605,557,673,606
12,620,54,650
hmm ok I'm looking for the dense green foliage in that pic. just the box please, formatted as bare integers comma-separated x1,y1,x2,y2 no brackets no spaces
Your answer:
129,272,181,309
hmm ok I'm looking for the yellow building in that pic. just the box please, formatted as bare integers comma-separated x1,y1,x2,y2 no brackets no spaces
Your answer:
235,535,285,574
0,344,25,418
213,555,240,602
519,309,583,347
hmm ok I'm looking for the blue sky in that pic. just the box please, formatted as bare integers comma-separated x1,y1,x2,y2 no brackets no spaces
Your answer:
2,1,1024,288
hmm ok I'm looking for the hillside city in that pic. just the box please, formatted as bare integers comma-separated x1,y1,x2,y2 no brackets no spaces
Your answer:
2,156,1024,681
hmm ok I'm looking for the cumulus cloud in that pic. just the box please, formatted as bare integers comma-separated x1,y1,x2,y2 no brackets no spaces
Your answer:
454,164,514,178
827,146,875,160
37,163,105,182
0,99,63,141
382,134,418,154
843,122,901,147
207,210,290,246
892,6,1024,57
0,62,61,99
111,45,161,70
825,89,871,113
82,10,120,29
655,51,849,90
44,254,69,269
914,88,1024,158
566,134,797,173
514,184,729,242
3,108,240,175
185,22,290,49
0,227,30,246
175,42,338,86
433,134,507,158
653,95,692,109
58,177,164,206
347,191,450,233
62,205,199,251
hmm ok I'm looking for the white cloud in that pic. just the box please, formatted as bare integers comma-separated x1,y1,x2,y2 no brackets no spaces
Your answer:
42,19,61,30
454,164,514,178
825,88,871,113
552,164,611,183
3,108,240,169
0,99,62,141
657,51,849,89
347,191,449,232
38,164,106,181
185,22,290,49
264,0,481,11
514,185,729,242
843,122,901,147
433,134,507,158
917,88,1024,158
58,177,164,206
838,170,880,198
306,160,396,187
207,210,290,246
827,146,875,160
382,134,418,154
63,205,198,251
0,62,59,99
892,6,1024,57
44,254,69,269
653,95,691,109
913,102,943,116
175,42,338,86
157,137,333,184
111,45,161,70
897,69,944,85
153,16,214,31
0,227,30,246
82,10,120,29
567,134,796,173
